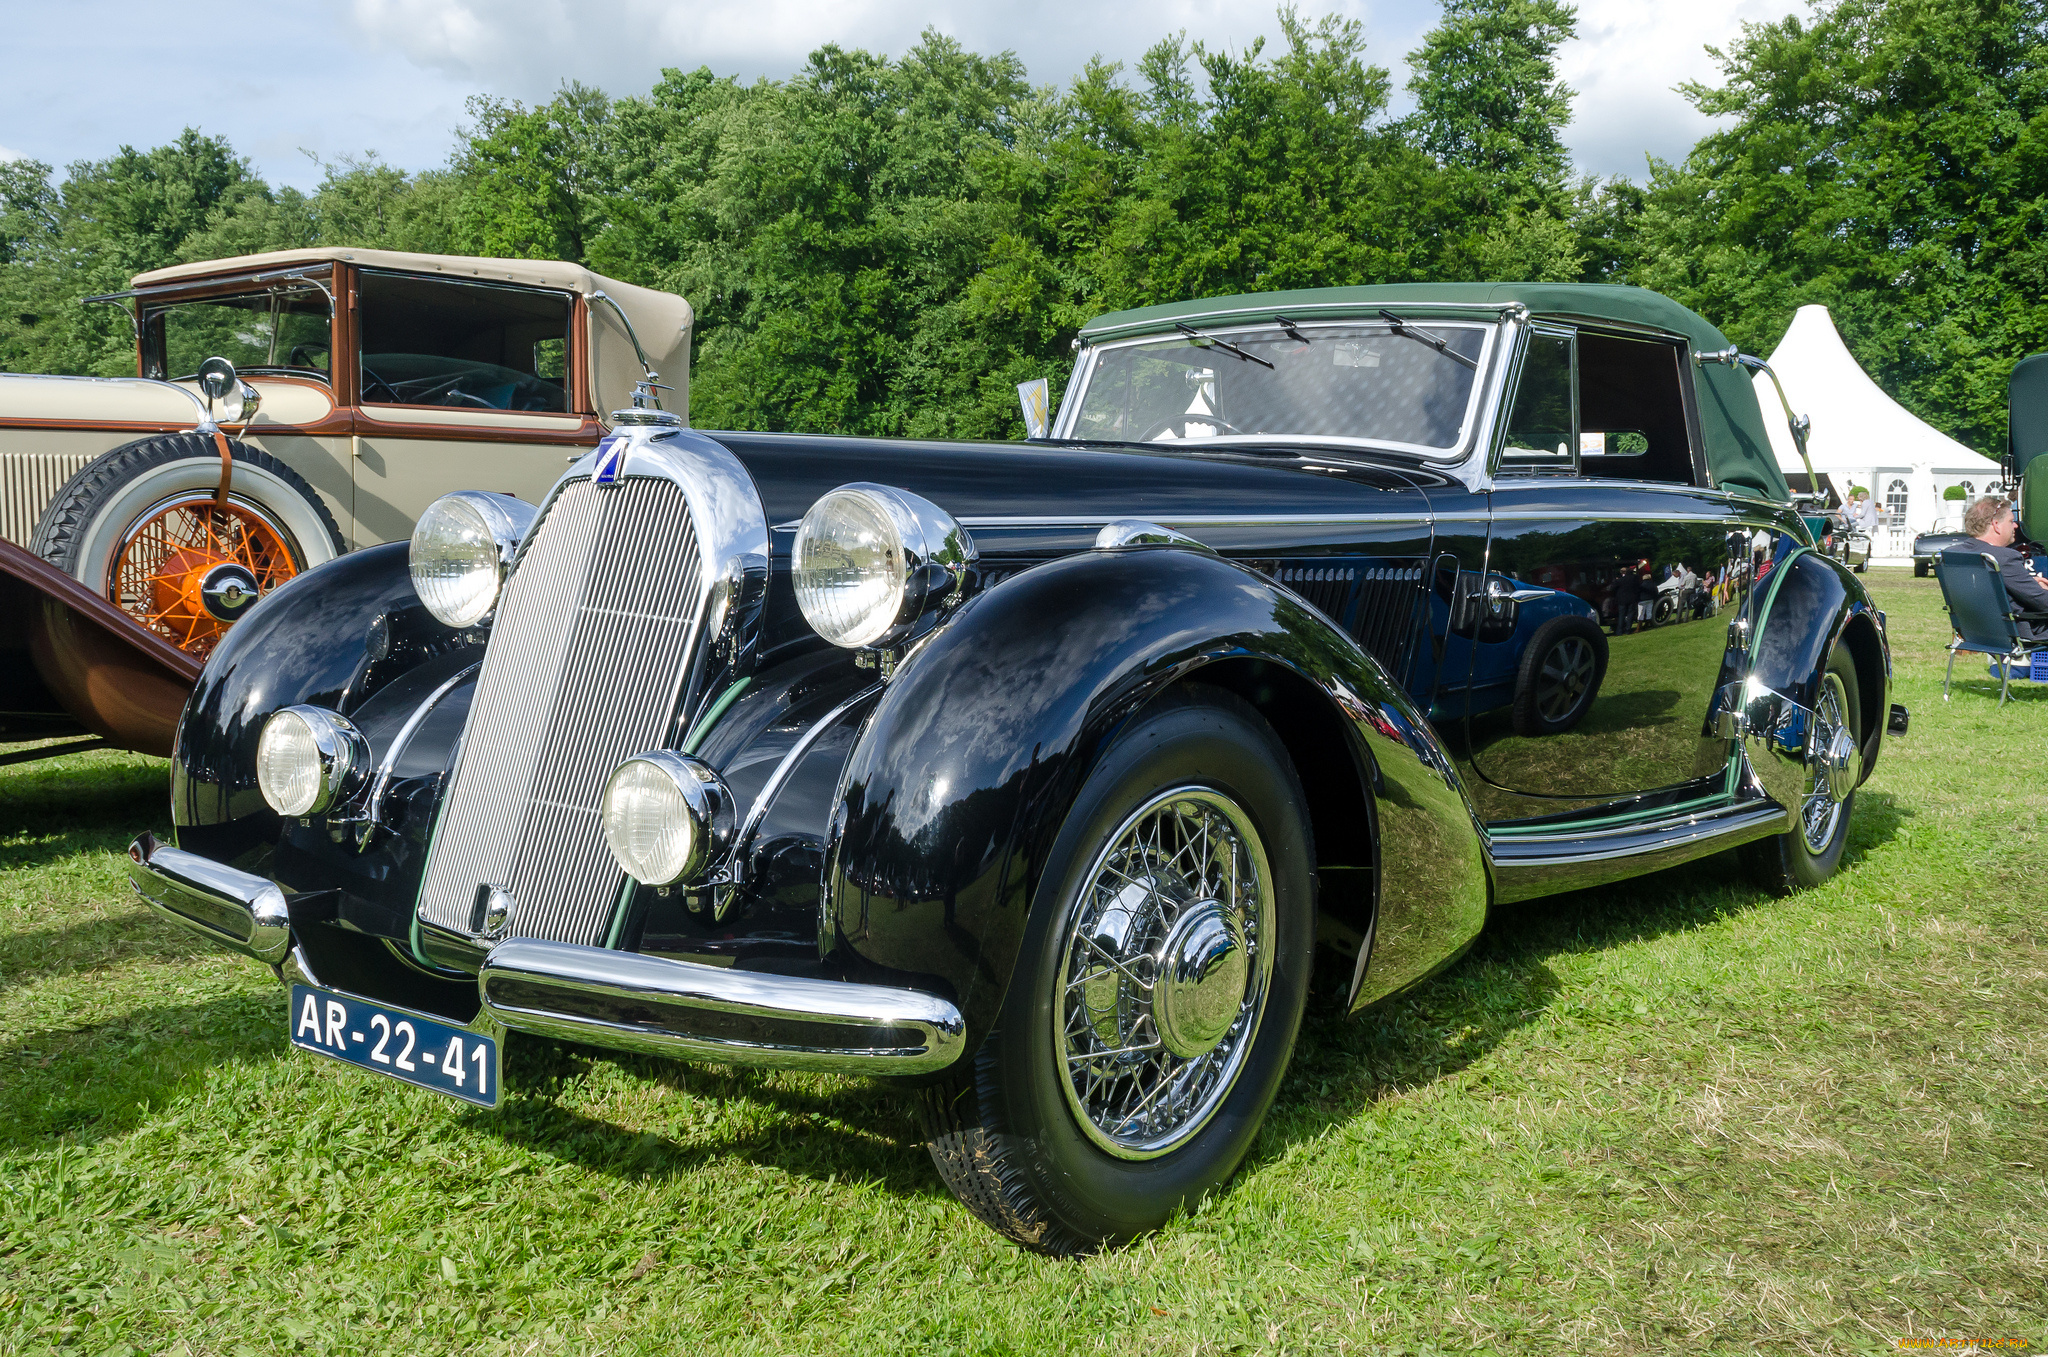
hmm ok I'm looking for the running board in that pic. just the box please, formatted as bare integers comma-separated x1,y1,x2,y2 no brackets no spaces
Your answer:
1488,800,1789,904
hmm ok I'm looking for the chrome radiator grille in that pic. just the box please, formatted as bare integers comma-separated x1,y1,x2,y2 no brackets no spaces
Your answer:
416,476,705,948
2,451,96,547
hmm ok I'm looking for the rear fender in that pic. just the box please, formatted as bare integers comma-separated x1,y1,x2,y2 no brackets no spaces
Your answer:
823,546,1491,1053
1742,550,1890,805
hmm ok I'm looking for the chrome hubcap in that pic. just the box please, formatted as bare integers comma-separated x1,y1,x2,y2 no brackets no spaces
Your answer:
1801,672,1856,853
1153,901,1247,1058
1055,787,1273,1159
199,561,262,620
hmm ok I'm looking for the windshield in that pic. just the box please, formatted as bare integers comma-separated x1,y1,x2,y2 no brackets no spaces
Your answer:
1066,320,1493,456
142,285,332,383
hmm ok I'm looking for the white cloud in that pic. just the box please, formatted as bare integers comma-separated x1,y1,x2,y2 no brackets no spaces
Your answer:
337,0,1401,102
0,1,1805,192
1556,0,1804,178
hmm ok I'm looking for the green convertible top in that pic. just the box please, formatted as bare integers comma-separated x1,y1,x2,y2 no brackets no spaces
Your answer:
1078,282,1789,501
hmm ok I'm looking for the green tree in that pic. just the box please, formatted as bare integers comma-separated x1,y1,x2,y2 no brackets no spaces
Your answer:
1633,0,2048,451
0,159,58,265
1406,0,1578,204
452,84,613,260
0,130,266,375
1402,0,1588,280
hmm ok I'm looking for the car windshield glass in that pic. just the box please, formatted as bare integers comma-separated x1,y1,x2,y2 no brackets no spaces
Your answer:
358,271,571,413
1069,321,1491,454
145,286,332,382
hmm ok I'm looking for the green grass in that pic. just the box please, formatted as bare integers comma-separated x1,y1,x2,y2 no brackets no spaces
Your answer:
2,569,2043,1355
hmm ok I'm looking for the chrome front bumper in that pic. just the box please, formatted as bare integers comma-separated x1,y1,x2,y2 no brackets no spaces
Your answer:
127,832,291,964
126,834,966,1076
478,940,966,1075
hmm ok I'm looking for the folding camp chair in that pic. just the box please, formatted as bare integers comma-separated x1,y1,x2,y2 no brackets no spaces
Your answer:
1936,547,2048,704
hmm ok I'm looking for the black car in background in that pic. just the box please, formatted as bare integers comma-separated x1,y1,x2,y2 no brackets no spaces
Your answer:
130,282,1895,1254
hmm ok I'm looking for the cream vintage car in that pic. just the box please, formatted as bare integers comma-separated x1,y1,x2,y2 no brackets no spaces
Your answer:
0,249,689,758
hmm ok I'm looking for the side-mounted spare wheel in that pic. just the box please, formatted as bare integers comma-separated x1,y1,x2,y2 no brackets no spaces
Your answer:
918,683,1316,1254
32,432,344,658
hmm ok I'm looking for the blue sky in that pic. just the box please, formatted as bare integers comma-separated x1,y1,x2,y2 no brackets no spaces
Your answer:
0,0,1804,190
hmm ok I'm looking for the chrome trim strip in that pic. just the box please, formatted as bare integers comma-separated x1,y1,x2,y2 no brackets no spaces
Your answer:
356,661,481,847
952,506,1760,533
1077,300,1526,343
1487,800,1788,904
479,938,966,1074
728,683,883,880
1488,800,1786,864
126,832,290,964
954,512,1440,529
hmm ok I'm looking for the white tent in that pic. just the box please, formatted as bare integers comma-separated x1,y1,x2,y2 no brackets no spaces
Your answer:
1758,305,2001,559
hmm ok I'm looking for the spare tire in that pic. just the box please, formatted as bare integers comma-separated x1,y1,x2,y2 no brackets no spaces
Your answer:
32,433,345,658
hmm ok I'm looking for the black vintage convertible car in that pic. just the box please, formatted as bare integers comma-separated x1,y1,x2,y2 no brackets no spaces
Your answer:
130,282,1899,1253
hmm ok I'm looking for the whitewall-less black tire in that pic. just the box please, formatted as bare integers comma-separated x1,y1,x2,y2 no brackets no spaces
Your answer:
919,684,1315,1254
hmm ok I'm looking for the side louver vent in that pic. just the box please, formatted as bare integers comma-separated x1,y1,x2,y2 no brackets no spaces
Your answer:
1270,559,1426,683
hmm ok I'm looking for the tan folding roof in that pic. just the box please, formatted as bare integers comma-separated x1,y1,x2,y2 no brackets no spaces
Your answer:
131,248,694,423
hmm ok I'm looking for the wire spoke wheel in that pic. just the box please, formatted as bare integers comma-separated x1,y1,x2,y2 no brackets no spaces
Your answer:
109,492,302,657
1054,786,1275,1159
1799,672,1851,855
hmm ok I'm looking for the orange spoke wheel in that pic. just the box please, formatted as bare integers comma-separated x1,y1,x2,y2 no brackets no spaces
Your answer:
109,493,303,658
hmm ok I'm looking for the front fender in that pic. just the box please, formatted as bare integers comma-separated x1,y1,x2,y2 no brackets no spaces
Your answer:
171,542,486,871
823,546,1491,1054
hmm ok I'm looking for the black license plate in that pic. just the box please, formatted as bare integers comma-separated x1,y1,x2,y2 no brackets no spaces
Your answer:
289,984,499,1108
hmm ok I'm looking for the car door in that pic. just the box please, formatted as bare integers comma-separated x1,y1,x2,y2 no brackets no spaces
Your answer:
1463,324,1771,822
346,269,602,547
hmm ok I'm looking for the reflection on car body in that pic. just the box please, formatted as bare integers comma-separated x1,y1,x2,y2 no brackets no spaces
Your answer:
130,281,1898,1256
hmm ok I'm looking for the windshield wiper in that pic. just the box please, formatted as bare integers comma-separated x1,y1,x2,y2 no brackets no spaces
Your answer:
1175,323,1274,369
1377,309,1479,371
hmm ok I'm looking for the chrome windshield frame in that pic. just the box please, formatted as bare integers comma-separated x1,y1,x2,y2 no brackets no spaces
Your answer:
1055,309,1517,482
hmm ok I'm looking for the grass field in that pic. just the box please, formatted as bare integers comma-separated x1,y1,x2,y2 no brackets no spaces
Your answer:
2,568,2043,1355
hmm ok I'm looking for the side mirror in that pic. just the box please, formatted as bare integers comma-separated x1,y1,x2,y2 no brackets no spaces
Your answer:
197,356,260,424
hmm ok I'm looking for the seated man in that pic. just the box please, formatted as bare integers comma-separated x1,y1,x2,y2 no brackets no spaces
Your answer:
1963,495,2048,638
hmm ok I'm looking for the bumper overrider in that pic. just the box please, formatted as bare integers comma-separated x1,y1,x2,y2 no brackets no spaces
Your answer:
126,833,966,1078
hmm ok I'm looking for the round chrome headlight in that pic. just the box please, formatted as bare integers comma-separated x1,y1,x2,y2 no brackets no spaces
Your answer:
599,751,736,887
792,484,976,649
256,706,367,817
408,491,535,628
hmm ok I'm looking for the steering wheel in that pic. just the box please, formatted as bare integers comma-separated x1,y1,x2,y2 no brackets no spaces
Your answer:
287,343,329,370
1137,413,1246,442
440,389,493,408
359,364,399,403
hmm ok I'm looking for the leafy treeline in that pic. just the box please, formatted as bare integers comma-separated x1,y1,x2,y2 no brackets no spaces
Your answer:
3,0,2044,451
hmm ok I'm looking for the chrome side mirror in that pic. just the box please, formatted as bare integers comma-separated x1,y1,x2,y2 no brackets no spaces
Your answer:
197,355,260,424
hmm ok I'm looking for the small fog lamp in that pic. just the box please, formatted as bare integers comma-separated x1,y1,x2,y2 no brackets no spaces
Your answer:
599,752,736,887
256,706,367,817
